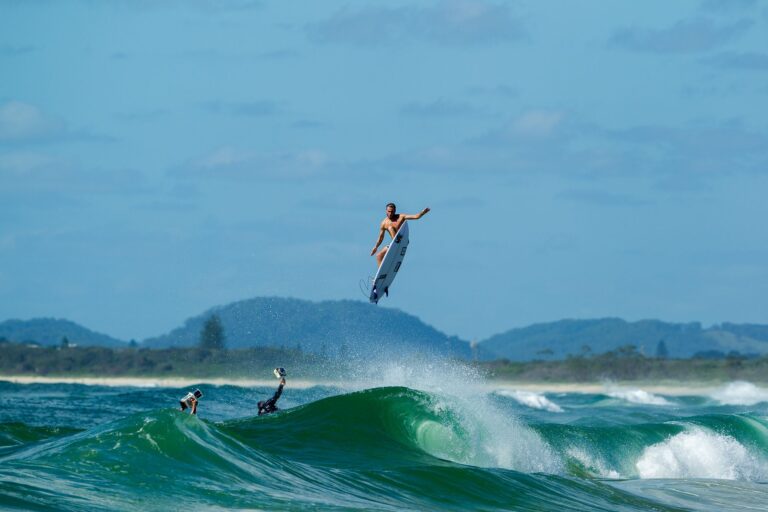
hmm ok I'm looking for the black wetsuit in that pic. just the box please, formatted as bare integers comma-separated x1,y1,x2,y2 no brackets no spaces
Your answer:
258,382,284,416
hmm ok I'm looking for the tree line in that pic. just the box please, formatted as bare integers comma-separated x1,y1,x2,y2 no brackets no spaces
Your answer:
485,344,768,382
2,315,767,382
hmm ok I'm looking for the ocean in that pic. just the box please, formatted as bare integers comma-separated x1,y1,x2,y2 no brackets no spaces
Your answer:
0,365,767,511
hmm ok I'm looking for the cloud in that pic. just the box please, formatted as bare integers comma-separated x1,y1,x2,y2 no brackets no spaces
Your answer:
291,119,327,130
86,0,263,13
0,151,58,175
598,121,768,176
307,0,525,46
699,0,757,13
174,146,333,181
681,82,745,98
0,101,65,142
0,45,35,57
464,84,519,98
298,195,371,211
705,51,768,70
508,110,564,138
609,18,752,54
557,189,653,207
400,99,481,118
258,49,300,60
0,150,149,199
345,112,768,183
472,109,568,142
201,100,283,117
0,100,115,145
114,108,171,123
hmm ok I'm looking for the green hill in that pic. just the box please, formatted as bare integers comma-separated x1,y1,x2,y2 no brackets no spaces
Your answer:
4,306,767,363
142,297,472,358
0,318,127,348
479,318,768,361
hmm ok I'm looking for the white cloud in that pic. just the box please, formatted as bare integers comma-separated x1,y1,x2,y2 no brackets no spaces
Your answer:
178,146,332,180
401,99,481,118
196,146,254,169
0,101,65,142
0,151,58,174
307,0,525,46
610,18,752,54
511,110,565,138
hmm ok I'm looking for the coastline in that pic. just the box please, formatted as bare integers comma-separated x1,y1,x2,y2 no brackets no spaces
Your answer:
0,374,756,396
0,375,324,389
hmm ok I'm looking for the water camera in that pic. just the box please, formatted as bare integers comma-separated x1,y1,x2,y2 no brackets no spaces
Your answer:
274,368,286,379
180,389,202,411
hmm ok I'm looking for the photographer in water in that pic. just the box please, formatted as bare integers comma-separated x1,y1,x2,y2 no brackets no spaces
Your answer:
180,389,202,415
258,368,286,416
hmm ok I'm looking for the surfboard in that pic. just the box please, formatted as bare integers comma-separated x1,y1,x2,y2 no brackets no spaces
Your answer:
370,221,409,304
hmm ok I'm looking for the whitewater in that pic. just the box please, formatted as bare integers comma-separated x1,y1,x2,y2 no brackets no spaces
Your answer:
0,372,767,511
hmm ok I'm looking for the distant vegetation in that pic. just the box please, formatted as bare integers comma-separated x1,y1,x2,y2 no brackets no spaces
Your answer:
3,299,768,364
1,340,767,383
199,314,226,351
0,340,322,379
480,318,768,360
484,344,768,383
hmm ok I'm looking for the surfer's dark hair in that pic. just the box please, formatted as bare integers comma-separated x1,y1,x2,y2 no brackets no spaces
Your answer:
386,202,396,211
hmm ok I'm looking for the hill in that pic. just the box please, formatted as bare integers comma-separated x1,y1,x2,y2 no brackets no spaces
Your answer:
142,297,472,358
479,318,768,361
0,318,127,348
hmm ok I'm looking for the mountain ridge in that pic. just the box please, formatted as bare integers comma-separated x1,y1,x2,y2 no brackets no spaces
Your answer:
3,300,768,361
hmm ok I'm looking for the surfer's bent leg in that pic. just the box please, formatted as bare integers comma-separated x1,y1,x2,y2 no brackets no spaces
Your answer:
376,246,389,267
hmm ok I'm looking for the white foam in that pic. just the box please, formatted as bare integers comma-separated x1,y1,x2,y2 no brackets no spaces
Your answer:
711,381,768,406
606,387,672,406
636,428,768,480
496,389,564,413
566,447,621,479
349,357,563,473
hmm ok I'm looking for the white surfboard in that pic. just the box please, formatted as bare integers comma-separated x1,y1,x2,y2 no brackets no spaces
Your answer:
370,222,409,304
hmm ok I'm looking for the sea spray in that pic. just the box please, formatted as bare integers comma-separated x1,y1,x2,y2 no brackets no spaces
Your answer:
565,447,622,479
600,383,672,406
711,381,768,406
495,389,564,413
635,427,768,480
341,356,563,472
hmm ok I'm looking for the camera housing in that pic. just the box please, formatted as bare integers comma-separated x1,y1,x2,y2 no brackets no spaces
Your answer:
274,367,286,378
179,389,203,411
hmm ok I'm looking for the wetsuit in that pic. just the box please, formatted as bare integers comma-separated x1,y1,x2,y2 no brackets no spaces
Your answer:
258,381,284,416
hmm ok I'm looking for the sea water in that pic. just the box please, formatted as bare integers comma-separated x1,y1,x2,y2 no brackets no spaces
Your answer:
0,373,767,511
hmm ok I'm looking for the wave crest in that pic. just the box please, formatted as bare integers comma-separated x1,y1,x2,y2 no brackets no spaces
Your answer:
636,428,768,480
711,381,768,406
495,390,564,412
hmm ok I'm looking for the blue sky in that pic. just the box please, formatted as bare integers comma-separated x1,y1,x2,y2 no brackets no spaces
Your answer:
1,0,766,342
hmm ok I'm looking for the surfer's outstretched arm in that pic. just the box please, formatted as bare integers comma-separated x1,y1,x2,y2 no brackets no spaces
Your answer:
402,207,430,220
273,378,285,402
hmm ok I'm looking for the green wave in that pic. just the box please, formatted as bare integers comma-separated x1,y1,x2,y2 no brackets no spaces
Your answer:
0,386,765,511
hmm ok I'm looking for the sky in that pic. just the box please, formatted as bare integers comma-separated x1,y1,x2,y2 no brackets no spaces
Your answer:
1,0,767,342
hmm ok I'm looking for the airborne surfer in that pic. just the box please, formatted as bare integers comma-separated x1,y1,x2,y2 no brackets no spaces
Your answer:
370,203,430,267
